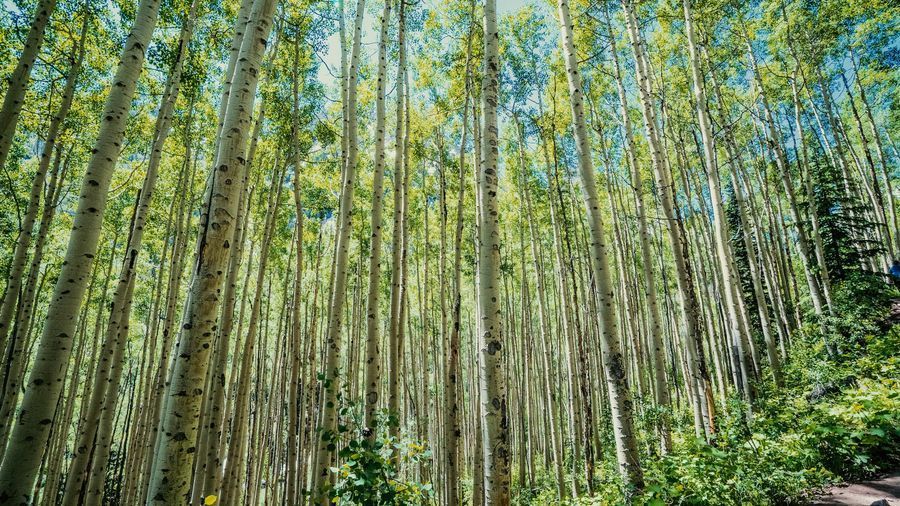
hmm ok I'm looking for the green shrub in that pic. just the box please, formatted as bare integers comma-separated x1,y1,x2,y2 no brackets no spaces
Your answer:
323,399,433,505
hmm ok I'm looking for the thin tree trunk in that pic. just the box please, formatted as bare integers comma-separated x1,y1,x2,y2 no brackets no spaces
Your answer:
478,0,510,502
558,0,643,495
0,0,162,496
362,0,393,432
0,0,59,174
145,0,276,499
309,0,365,499
443,1,474,500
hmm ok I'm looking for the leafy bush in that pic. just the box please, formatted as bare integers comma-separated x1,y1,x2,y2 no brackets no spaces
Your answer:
323,399,433,505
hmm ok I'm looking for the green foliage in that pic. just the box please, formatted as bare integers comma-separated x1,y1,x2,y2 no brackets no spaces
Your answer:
823,271,897,350
325,401,434,505
805,154,884,282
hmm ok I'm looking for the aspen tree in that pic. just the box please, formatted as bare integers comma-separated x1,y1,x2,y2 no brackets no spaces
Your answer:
683,0,754,403
0,12,88,364
0,0,163,497
443,2,475,500
363,0,393,432
387,0,408,441
0,0,58,178
604,4,671,451
849,48,898,253
515,116,566,500
0,18,88,445
746,37,832,324
478,0,510,501
557,0,643,493
65,5,199,501
621,0,711,438
285,32,307,506
310,0,366,498
146,0,277,499
222,165,284,502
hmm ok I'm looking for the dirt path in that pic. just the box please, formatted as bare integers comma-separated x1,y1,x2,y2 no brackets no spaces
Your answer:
812,472,900,505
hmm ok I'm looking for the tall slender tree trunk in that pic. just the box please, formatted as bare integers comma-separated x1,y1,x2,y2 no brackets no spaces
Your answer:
64,6,198,502
0,19,87,447
443,2,474,501
0,0,162,498
621,0,712,439
478,0,510,502
310,0,365,500
387,0,408,443
145,0,276,500
558,0,643,495
683,0,753,402
604,5,671,452
362,0,392,432
516,116,566,501
284,32,307,506
222,166,284,503
746,40,832,325
0,0,58,176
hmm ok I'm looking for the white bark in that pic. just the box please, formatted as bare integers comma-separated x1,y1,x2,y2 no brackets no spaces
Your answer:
145,0,276,499
478,0,510,501
0,0,161,497
558,0,643,492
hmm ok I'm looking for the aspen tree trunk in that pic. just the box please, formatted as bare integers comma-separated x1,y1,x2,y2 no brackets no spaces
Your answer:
841,70,892,260
785,69,834,325
397,76,412,441
40,270,91,506
850,48,899,254
121,178,176,503
557,0,643,494
13,146,69,503
0,13,86,363
473,339,485,506
0,0,58,176
544,105,582,499
363,0,392,432
65,6,198,502
193,158,249,500
705,57,784,387
199,103,266,503
605,5,671,452
443,1,474,499
0,24,86,441
553,163,595,494
285,33,306,506
145,0,276,500
478,0,510,501
683,0,753,403
134,140,197,505
0,0,162,497
310,0,365,499
746,43,832,323
387,0,408,441
515,117,566,500
621,0,711,439
780,3,844,272
214,0,255,145
222,167,284,502
731,164,784,386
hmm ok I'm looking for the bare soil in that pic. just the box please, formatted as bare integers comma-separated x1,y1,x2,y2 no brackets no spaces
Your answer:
812,472,900,505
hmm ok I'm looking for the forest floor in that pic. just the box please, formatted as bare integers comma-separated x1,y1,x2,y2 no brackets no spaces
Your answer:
812,471,900,504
